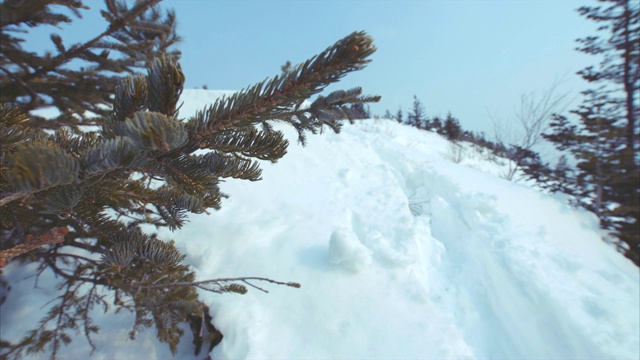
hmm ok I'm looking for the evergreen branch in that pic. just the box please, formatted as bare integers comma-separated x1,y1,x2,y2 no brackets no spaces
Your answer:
18,0,161,84
2,24,379,357
2,259,105,360
148,189,213,230
146,55,184,117
150,154,217,193
0,64,39,108
52,282,75,358
80,137,146,177
42,252,105,286
0,101,43,153
101,227,185,272
6,141,80,193
0,0,86,27
114,112,188,151
82,283,102,355
112,74,148,123
187,31,377,139
200,127,288,162
199,152,262,180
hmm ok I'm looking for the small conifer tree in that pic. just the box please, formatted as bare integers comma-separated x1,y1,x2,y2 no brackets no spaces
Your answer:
443,112,462,141
543,0,638,265
395,106,403,123
407,95,426,128
431,115,443,133
0,2,380,356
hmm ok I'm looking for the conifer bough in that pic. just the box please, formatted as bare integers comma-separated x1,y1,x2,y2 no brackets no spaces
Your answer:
188,30,380,145
0,26,380,359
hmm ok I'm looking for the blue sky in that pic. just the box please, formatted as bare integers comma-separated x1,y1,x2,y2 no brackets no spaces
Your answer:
24,0,600,134
163,0,599,134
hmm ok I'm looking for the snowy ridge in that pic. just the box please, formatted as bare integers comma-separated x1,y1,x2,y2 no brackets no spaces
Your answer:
1,90,638,359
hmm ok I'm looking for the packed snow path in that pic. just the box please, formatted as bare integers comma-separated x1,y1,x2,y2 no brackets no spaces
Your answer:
173,90,639,359
1,90,638,359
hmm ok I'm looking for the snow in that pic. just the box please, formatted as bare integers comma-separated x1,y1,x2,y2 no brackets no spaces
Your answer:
1,89,639,360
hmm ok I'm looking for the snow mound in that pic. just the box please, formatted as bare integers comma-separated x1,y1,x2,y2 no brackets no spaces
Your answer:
328,228,372,272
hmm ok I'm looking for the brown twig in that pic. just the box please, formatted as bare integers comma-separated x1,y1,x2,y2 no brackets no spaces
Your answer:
0,192,27,207
0,227,69,267
127,276,301,292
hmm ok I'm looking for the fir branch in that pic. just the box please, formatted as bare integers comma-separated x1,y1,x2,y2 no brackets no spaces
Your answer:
112,74,148,123
114,111,188,151
199,127,288,162
80,137,146,177
18,0,161,84
146,55,184,117
187,31,377,139
6,141,80,193
2,23,378,357
0,64,40,108
199,152,263,180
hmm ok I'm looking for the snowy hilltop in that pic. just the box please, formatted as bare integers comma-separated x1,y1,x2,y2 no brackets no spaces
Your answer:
2,89,639,359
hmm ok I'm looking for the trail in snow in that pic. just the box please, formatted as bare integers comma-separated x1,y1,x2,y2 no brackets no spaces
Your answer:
169,99,638,359
355,122,638,360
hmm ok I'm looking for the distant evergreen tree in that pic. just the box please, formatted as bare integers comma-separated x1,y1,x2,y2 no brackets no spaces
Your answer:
407,95,426,128
396,106,403,123
0,0,180,133
0,2,381,355
544,0,639,265
461,130,475,142
383,109,392,119
475,131,499,152
443,112,462,141
431,115,443,133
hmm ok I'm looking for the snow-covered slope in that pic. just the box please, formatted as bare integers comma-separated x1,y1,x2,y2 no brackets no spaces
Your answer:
1,89,638,359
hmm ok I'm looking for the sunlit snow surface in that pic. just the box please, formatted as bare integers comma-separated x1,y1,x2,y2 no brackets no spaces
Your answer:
1,89,638,360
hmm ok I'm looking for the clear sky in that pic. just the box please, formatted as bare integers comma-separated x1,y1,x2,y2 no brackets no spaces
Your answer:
22,0,601,135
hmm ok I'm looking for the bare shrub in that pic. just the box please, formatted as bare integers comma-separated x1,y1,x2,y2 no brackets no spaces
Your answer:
446,142,465,164
490,80,570,180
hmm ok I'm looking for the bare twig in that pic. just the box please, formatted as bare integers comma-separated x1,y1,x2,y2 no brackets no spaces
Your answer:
127,276,301,293
489,79,570,180
0,192,27,207
0,227,69,267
